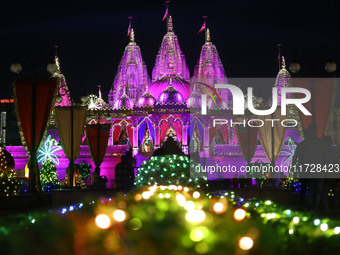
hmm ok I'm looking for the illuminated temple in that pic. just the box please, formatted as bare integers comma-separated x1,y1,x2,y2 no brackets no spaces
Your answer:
7,15,305,185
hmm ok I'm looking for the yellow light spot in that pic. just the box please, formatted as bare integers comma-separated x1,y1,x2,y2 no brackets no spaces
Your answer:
193,191,200,199
234,208,246,221
239,236,253,250
142,191,152,199
184,201,196,211
320,223,328,231
149,185,157,192
186,209,206,223
293,217,299,224
213,202,225,213
190,228,205,242
165,193,170,199
95,214,111,229
184,187,189,192
195,242,209,254
176,194,186,207
113,209,126,222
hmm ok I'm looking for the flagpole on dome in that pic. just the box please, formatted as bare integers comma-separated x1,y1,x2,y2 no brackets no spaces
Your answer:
198,16,207,34
277,43,282,70
127,16,133,37
54,45,61,72
162,1,170,21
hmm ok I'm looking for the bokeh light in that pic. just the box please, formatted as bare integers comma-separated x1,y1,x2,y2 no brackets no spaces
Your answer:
184,201,195,211
213,202,225,213
129,218,142,231
190,227,205,242
293,217,299,224
186,209,206,223
176,194,186,207
320,223,328,231
95,214,111,229
193,191,200,199
239,236,254,250
142,191,153,199
234,208,246,221
113,209,126,222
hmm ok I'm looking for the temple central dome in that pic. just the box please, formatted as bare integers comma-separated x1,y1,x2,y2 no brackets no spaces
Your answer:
149,75,190,101
158,78,184,104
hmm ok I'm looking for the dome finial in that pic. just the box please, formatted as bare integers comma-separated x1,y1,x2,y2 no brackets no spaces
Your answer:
167,15,173,33
130,28,135,43
205,28,211,44
98,85,102,100
54,45,61,72
282,56,286,69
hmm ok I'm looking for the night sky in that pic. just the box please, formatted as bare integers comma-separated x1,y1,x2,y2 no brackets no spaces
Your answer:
1,0,339,104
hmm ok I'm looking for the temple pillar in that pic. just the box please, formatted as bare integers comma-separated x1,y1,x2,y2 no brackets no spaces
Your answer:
109,126,113,145
182,115,189,154
153,116,161,149
203,124,210,157
133,126,138,156
155,125,160,149
129,117,139,156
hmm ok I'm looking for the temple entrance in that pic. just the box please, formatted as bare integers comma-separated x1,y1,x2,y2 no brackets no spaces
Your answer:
141,125,154,152
115,126,130,145
163,125,180,146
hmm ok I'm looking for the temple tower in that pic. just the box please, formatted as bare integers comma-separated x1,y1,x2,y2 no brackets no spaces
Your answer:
108,28,150,106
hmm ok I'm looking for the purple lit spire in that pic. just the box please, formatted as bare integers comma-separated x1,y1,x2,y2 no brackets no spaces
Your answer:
149,15,191,100
191,28,229,109
53,48,71,107
108,27,151,106
274,56,291,106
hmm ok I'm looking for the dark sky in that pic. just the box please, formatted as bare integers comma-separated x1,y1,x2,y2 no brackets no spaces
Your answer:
1,0,339,104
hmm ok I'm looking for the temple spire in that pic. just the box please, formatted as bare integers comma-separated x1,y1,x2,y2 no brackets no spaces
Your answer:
167,15,173,33
205,28,211,44
98,85,102,100
281,56,286,69
129,28,135,45
54,45,61,72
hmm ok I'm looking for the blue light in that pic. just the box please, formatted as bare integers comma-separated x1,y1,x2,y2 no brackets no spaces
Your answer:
37,135,62,165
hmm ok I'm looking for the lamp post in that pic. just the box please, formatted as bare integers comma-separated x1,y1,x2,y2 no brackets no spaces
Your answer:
289,47,337,124
11,48,57,193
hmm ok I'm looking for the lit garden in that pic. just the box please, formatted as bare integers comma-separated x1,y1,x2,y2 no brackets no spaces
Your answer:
1,151,340,254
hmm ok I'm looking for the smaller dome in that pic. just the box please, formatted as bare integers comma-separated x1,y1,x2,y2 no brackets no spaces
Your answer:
186,90,201,107
114,93,134,110
159,83,184,104
277,67,290,79
138,90,156,107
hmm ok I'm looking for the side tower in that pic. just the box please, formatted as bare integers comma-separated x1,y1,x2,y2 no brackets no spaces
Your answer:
108,28,150,106
191,28,229,109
